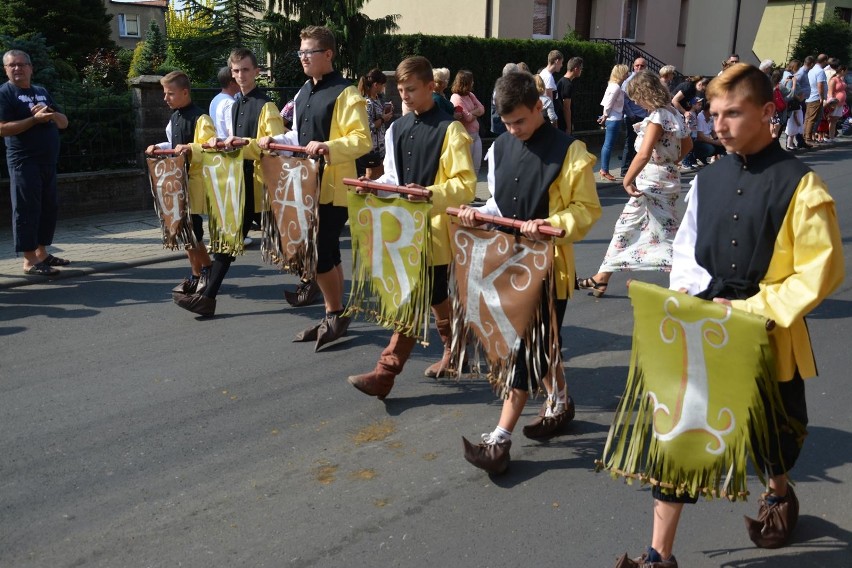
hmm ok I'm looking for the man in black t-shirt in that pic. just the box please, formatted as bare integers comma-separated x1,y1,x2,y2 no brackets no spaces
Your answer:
0,49,69,276
555,57,583,133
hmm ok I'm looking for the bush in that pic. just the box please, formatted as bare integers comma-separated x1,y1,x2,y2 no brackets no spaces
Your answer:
791,17,852,63
359,34,615,132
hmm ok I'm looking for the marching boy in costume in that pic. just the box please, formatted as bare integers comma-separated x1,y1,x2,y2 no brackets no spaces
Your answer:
260,26,371,348
613,64,844,568
347,55,476,398
457,71,601,474
176,48,284,317
145,71,216,297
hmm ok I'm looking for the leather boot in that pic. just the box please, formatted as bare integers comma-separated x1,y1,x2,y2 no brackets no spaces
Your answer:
293,318,324,342
172,274,198,295
462,435,511,475
284,279,322,307
315,313,351,351
522,396,576,439
744,485,799,548
174,293,216,317
348,333,417,399
424,299,453,377
194,265,211,296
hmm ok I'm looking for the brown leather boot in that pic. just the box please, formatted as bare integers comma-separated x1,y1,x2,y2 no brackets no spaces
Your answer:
744,485,799,548
462,435,511,475
425,299,467,378
315,313,351,351
284,279,322,307
348,333,417,399
522,396,576,439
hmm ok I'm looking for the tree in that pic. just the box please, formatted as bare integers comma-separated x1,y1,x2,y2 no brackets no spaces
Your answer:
0,0,114,72
131,20,168,77
265,0,399,81
791,17,852,63
165,0,218,83
0,33,60,91
180,0,267,67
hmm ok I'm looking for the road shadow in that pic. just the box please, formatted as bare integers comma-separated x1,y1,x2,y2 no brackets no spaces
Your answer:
381,379,497,416
705,515,851,567
486,435,608,487
807,297,852,320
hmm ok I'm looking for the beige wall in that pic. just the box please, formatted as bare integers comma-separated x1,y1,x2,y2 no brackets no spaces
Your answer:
682,0,768,76
104,2,167,51
755,0,852,65
362,0,489,37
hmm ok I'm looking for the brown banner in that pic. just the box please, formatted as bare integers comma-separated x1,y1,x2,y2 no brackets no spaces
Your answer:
146,155,198,250
259,154,320,276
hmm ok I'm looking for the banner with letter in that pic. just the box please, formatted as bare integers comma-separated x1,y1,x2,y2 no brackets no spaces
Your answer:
198,146,245,256
146,154,197,250
447,223,561,398
598,281,787,501
345,192,433,343
259,154,320,276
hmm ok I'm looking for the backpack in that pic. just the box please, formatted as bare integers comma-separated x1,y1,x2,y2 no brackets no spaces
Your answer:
773,87,787,112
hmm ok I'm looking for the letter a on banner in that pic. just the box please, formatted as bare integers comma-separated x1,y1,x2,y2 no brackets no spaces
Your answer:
146,154,198,250
448,223,562,398
259,154,320,277
597,281,791,501
345,192,433,343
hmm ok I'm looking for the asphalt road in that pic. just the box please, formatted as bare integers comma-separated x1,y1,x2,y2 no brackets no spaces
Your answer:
2,146,851,568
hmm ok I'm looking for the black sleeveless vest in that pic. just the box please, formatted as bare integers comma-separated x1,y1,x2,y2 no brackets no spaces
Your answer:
492,122,574,225
294,71,350,146
391,104,453,186
694,142,810,300
170,102,205,146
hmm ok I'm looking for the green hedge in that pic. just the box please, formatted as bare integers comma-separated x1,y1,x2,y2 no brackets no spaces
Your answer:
359,34,615,133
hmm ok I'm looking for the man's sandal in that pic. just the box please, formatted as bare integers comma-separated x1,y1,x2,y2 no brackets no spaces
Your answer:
44,254,71,266
577,277,608,298
23,262,60,276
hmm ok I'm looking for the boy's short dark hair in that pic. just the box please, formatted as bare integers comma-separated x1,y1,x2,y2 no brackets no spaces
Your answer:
396,56,434,84
494,72,539,116
161,70,190,91
229,48,258,68
706,63,773,107
301,25,336,55
566,56,584,71
217,66,236,88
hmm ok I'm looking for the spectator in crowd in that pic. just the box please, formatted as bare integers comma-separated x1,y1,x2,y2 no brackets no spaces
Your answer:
538,50,563,99
759,59,775,75
824,55,838,83
804,54,827,144
621,57,649,176
770,70,786,143
0,49,70,276
717,53,740,76
597,64,630,181
785,87,805,150
450,69,486,173
827,63,847,139
356,68,393,179
578,70,692,298
693,98,727,163
671,75,708,114
556,56,583,134
517,62,531,73
794,56,814,148
534,74,558,126
679,96,702,171
431,67,457,117
491,62,519,135
658,65,677,93
209,66,239,139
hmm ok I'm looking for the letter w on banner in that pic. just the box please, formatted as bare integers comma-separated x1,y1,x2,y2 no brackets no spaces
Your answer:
597,281,791,501
448,223,562,399
345,192,433,343
146,154,197,250
259,154,320,277
196,146,245,256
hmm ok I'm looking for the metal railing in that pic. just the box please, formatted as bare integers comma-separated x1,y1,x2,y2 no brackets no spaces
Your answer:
589,38,686,84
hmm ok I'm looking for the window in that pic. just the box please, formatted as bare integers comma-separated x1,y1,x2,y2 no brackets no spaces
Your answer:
533,0,555,39
119,14,141,38
836,7,852,23
622,0,638,41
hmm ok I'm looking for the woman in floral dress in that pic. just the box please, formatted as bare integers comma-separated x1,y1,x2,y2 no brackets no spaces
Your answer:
578,70,692,297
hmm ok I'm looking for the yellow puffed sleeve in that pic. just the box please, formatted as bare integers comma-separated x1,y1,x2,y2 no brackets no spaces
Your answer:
427,121,476,266
323,86,371,206
730,172,844,380
246,102,284,212
186,114,217,214
545,139,602,299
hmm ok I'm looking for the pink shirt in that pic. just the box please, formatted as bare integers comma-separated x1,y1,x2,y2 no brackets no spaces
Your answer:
450,92,484,135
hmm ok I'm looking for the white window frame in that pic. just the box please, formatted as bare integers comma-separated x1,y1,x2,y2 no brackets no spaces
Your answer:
621,0,639,41
119,13,141,38
532,0,556,39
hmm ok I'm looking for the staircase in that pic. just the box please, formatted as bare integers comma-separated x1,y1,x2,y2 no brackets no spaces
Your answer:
589,38,685,83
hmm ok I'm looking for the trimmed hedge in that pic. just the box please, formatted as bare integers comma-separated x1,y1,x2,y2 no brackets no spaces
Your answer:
359,34,615,133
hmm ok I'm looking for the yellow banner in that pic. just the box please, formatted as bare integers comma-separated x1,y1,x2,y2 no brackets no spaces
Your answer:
599,281,783,501
198,147,245,256
345,192,432,342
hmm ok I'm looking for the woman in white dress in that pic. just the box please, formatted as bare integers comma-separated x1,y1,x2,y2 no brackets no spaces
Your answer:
578,70,692,297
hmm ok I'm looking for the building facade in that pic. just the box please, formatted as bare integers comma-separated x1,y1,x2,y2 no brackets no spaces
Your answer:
361,0,768,76
103,0,168,51
754,0,852,65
